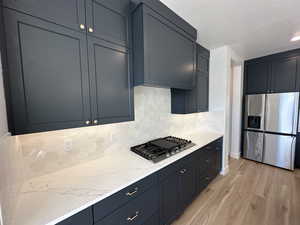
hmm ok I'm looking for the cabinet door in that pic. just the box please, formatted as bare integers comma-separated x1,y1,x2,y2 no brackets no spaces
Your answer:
143,7,196,90
160,171,180,225
57,208,93,225
2,0,85,32
4,9,91,134
245,62,269,94
142,212,159,225
197,74,209,112
86,0,130,46
271,57,298,93
178,164,196,212
88,37,133,125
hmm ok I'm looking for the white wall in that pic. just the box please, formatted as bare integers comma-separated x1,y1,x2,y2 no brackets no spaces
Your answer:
229,64,243,159
0,54,8,137
210,46,244,174
209,46,229,112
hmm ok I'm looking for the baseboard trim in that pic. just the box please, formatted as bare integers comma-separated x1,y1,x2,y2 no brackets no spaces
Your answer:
220,165,229,175
230,152,240,159
0,132,11,143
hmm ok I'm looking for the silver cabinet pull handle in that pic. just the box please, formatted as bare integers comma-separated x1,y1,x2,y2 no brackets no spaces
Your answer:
127,211,139,222
180,169,187,174
126,187,138,196
79,24,85,30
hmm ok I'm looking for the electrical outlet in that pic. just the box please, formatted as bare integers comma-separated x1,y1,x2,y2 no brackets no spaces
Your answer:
64,139,73,152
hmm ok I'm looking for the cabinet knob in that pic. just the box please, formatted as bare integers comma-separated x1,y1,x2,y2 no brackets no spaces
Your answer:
88,27,94,33
79,24,85,30
93,120,98,124
85,121,91,125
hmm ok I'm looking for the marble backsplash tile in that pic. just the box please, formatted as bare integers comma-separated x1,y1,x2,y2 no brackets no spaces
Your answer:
17,86,224,179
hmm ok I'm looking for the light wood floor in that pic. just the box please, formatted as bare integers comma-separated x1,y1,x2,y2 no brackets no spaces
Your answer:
172,158,300,225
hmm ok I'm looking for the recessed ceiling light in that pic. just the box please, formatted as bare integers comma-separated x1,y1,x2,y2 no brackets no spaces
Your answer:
291,33,300,42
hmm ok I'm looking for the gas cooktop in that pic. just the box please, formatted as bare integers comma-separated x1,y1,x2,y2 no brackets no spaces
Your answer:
131,136,195,163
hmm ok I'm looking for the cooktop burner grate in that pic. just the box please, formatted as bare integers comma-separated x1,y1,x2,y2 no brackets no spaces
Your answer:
131,136,195,163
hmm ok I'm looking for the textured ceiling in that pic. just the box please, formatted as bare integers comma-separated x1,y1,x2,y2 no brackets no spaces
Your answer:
160,0,300,59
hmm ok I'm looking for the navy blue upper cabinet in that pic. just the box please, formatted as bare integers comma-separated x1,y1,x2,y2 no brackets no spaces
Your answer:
271,57,298,93
3,9,91,134
132,3,197,90
244,49,300,94
2,0,131,46
1,1,133,134
171,44,209,114
86,0,130,46
244,62,270,94
88,37,133,125
2,0,85,32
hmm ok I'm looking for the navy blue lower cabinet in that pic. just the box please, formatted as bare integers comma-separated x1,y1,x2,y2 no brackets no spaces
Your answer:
195,138,223,194
142,212,159,225
159,167,180,225
56,208,93,225
177,156,196,212
94,186,159,225
93,173,157,222
54,138,223,225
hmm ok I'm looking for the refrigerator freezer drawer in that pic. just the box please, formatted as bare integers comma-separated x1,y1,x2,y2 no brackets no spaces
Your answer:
263,133,296,170
243,131,264,162
265,92,299,135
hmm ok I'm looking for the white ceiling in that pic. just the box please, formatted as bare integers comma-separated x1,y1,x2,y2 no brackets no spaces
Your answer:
160,0,300,59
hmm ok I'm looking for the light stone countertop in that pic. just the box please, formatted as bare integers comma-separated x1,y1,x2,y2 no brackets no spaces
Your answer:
11,130,223,225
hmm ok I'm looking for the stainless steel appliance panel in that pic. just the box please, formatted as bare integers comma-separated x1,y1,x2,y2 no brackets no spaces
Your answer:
243,131,264,162
265,92,299,135
263,133,296,170
244,94,265,131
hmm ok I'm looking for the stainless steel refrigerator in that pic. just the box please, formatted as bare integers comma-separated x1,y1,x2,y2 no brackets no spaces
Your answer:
243,92,299,170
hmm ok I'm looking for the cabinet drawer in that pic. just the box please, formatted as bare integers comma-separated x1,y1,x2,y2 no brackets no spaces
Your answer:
57,208,93,225
95,186,159,225
142,211,159,225
196,173,214,194
176,153,194,169
93,173,157,222
158,162,178,182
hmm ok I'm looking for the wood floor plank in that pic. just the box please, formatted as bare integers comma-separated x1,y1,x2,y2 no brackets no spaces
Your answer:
172,159,300,225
